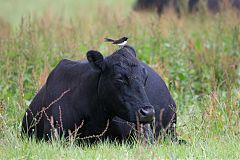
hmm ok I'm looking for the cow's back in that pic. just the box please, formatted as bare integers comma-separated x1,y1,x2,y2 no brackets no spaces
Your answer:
22,59,96,139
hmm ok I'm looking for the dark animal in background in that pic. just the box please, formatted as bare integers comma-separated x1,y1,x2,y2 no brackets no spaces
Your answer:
135,0,240,16
188,0,220,14
207,0,220,13
134,0,156,10
156,0,181,17
232,0,240,10
22,45,179,143
188,0,199,13
134,0,181,17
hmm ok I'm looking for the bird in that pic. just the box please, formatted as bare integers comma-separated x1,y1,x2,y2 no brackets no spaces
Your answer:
104,37,128,48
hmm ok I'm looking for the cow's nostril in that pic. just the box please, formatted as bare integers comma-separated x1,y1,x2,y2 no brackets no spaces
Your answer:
139,108,148,116
140,106,155,115
138,106,155,123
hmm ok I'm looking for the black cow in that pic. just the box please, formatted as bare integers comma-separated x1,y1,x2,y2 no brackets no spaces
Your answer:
189,0,220,13
134,0,181,17
134,0,156,11
207,0,220,13
156,0,181,17
188,0,199,13
232,0,240,10
22,45,178,143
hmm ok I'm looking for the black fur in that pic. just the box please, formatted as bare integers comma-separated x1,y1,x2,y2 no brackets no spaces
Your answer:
22,45,179,143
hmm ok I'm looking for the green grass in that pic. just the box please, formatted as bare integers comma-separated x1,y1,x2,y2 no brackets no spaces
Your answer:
0,0,240,159
1,134,239,159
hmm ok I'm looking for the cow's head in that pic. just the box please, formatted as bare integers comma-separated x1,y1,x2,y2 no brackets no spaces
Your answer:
87,45,155,124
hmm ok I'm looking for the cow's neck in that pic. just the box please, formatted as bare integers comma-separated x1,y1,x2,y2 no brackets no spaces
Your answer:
95,72,114,121
83,93,112,137
87,72,113,127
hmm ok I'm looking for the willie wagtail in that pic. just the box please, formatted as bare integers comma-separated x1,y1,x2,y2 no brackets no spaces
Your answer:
104,37,128,48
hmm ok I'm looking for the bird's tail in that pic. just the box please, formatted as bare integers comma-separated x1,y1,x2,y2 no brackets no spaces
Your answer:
104,38,115,42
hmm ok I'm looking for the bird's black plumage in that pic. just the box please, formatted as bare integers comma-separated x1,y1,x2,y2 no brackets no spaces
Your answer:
105,37,128,45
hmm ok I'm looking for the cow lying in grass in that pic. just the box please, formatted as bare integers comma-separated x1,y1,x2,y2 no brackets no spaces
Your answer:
22,45,181,144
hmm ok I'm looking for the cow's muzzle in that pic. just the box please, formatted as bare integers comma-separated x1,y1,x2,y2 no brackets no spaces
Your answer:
138,105,155,123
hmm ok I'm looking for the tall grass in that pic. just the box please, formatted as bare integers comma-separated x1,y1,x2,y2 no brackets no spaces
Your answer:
0,0,239,159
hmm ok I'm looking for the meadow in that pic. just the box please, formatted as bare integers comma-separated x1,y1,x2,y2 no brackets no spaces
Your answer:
0,0,239,159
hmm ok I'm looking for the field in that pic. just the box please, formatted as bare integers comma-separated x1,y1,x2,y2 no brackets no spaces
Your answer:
0,0,240,159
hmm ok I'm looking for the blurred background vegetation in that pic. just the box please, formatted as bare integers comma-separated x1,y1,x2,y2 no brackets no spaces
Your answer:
0,0,239,159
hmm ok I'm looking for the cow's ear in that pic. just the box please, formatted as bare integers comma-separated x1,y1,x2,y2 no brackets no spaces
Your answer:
87,50,106,71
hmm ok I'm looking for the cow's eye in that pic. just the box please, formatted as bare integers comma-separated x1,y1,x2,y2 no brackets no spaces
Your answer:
114,74,127,85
